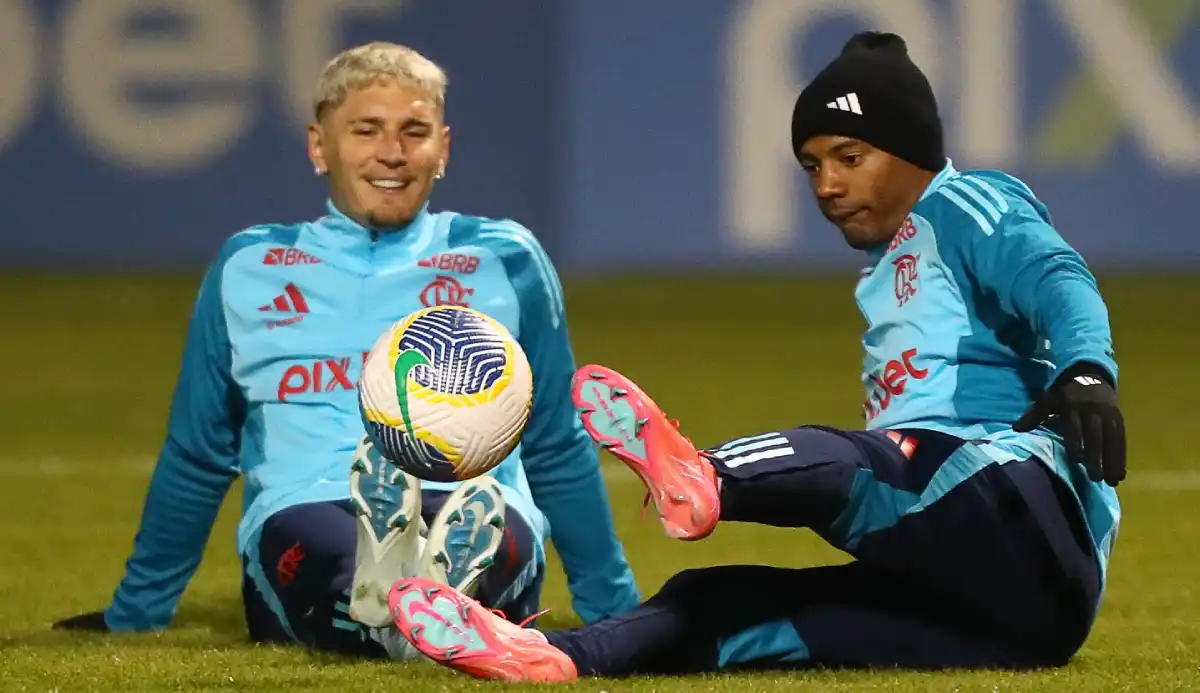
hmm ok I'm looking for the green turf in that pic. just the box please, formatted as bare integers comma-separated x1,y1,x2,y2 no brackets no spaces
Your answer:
0,273,1197,691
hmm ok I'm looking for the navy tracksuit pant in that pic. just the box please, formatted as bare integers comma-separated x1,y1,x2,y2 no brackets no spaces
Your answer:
546,426,1102,675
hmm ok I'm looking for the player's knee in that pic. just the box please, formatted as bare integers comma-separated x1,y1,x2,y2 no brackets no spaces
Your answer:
658,568,708,597
476,507,541,613
656,566,751,604
645,568,724,617
1012,618,1090,669
490,508,537,580
1042,629,1090,668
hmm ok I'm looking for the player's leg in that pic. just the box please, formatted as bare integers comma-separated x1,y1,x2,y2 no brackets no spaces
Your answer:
386,561,1035,682
570,365,1101,666
543,562,1042,676
710,453,1101,671
571,365,1055,553
710,424,955,537
571,366,721,539
686,426,1102,661
420,478,545,624
245,436,519,660
574,365,932,541
573,365,913,541
350,432,518,628
705,453,1099,671
347,434,424,630
242,499,393,657
389,451,1100,681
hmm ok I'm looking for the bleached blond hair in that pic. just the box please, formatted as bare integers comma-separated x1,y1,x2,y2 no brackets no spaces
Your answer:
313,42,448,121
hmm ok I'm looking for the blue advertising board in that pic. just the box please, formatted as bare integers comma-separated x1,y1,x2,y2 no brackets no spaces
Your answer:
560,0,1200,271
0,0,561,268
1,0,1197,272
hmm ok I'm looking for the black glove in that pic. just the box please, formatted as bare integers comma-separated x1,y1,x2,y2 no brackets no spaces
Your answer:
53,611,109,632
1013,363,1126,487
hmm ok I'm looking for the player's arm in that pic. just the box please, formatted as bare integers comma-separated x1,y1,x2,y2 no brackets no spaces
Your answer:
58,254,245,632
106,257,245,631
970,229,1115,386
484,220,641,623
940,179,1124,485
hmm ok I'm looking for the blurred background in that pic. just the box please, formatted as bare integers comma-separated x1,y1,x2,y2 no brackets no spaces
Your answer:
2,0,1197,271
1,1,1198,689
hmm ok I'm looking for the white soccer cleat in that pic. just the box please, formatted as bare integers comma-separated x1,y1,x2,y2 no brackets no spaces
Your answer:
420,475,507,600
349,434,424,628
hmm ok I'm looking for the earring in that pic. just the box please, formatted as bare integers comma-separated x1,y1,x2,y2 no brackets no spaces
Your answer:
314,166,326,176
435,161,446,180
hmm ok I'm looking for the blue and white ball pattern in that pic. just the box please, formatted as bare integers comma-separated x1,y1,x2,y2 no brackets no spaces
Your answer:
358,306,533,482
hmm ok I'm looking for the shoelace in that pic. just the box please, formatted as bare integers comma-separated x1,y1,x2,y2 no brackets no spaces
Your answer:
486,607,550,629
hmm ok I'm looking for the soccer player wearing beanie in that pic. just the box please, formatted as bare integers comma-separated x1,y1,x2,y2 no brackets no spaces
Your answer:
385,31,1124,682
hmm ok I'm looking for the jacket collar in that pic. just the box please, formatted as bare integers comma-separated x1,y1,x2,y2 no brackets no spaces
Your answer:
306,199,436,260
919,158,958,201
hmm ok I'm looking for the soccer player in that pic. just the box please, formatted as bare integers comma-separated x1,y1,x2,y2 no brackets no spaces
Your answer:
52,42,641,657
384,32,1126,681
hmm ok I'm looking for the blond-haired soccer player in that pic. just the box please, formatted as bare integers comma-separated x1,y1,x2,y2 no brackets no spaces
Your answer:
54,43,640,659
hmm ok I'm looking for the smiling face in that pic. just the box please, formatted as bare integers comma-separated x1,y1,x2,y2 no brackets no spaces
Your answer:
796,135,933,250
307,80,450,231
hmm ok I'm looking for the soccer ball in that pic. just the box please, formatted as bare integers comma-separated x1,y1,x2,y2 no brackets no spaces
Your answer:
358,305,533,482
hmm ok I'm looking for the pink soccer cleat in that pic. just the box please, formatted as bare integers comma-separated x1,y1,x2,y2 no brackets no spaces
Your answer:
571,365,721,540
388,577,578,683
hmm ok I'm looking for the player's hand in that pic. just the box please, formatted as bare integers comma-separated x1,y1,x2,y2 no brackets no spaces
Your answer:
53,611,110,632
1013,363,1126,487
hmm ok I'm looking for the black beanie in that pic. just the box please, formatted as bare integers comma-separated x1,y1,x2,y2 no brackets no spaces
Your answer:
791,31,944,172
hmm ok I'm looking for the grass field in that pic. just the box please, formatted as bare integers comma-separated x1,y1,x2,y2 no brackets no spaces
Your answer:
1,273,1198,691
